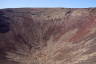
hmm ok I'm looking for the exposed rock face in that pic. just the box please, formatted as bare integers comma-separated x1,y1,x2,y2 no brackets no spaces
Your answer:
0,8,96,64
0,11,10,33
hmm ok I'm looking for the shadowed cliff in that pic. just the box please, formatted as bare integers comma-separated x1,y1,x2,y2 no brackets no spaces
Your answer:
0,8,96,64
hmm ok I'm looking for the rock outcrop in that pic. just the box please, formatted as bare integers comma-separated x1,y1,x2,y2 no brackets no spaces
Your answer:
0,8,96,64
0,11,10,33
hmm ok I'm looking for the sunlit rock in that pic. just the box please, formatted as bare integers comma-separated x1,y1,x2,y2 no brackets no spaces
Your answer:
0,8,96,64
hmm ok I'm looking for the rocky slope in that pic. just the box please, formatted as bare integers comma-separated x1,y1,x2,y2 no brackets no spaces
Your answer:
0,8,96,64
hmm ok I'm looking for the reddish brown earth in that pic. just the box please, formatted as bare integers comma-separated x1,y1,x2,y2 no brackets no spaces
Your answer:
0,8,96,64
